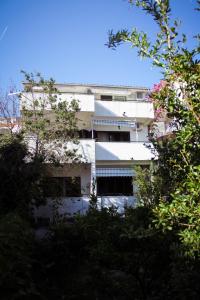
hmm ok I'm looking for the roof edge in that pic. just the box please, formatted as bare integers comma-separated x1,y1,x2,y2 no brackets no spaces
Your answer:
22,82,149,90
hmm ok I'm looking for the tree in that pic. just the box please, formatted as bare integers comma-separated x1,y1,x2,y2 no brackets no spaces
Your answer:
0,73,86,299
107,0,200,255
0,134,45,218
0,85,20,136
0,72,82,218
0,213,38,300
133,165,161,207
20,71,80,164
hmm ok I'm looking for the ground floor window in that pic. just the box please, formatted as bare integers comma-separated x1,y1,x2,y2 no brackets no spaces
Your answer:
44,177,81,197
97,177,133,196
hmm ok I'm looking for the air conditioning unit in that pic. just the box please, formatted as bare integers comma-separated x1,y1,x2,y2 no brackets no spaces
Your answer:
87,88,92,94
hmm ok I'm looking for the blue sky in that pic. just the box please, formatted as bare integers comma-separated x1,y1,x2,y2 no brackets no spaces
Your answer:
0,0,199,92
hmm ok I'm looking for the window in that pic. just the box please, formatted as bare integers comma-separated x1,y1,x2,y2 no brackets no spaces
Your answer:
100,95,113,101
65,177,81,196
97,177,133,196
114,96,126,101
43,177,81,197
136,92,144,100
96,131,130,142
78,129,92,139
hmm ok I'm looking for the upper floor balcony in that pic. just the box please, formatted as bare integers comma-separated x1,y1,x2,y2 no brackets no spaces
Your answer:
27,137,95,164
95,141,154,161
20,92,95,113
95,100,154,120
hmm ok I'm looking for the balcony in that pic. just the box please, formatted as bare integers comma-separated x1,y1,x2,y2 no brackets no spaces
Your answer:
27,137,96,164
34,195,137,218
97,196,137,213
95,142,154,161
95,100,154,120
21,92,95,113
76,139,96,163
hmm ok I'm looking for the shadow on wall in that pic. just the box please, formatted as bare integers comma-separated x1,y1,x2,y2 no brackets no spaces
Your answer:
34,196,90,222
95,143,119,160
97,196,137,213
34,195,137,224
95,100,153,118
79,141,94,163
95,101,119,117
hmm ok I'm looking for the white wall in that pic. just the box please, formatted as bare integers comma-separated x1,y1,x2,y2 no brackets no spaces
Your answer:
97,196,137,213
47,164,91,194
95,100,154,119
26,138,95,164
34,164,92,219
21,92,95,112
95,142,154,161
130,126,149,142
35,195,137,219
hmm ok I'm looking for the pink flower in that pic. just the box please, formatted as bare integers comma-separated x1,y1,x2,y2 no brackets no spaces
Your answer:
152,80,166,93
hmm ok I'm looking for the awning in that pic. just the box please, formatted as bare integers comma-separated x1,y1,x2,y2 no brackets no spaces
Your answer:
93,119,136,128
96,168,134,177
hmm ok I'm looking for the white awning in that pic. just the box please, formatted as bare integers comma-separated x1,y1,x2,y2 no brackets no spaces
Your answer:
93,119,136,128
96,168,134,177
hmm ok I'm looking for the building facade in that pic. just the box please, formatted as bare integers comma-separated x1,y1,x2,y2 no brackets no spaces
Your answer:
21,83,155,219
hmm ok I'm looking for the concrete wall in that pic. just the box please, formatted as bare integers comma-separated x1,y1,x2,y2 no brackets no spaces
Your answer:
95,100,154,120
95,142,154,161
21,92,95,112
47,164,91,195
34,164,92,219
26,138,95,164
35,195,137,219
97,196,137,213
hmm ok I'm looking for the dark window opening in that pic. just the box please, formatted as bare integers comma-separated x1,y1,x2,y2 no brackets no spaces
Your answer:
43,177,81,197
136,92,144,99
96,131,130,142
100,95,113,101
114,96,126,101
97,177,133,196
71,130,92,139
79,129,92,139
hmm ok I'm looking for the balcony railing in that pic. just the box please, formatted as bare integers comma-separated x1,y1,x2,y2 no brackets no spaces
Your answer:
95,141,154,161
95,100,154,119
26,137,96,163
20,93,95,113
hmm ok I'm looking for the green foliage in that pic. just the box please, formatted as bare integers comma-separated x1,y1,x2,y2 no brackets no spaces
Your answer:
0,134,45,217
0,72,85,299
1,3,200,298
33,207,174,300
28,207,200,300
108,0,200,255
133,165,161,207
0,213,38,299
20,71,80,163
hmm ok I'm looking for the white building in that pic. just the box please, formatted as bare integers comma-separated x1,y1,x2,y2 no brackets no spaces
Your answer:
21,83,155,219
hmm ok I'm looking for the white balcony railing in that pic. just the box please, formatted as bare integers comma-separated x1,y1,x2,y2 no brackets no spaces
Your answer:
95,142,154,161
27,137,95,164
34,195,137,218
95,100,154,119
21,93,95,113
97,196,137,213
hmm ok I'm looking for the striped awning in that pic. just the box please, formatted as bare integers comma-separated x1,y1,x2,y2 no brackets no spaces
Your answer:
96,168,134,177
93,119,136,128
